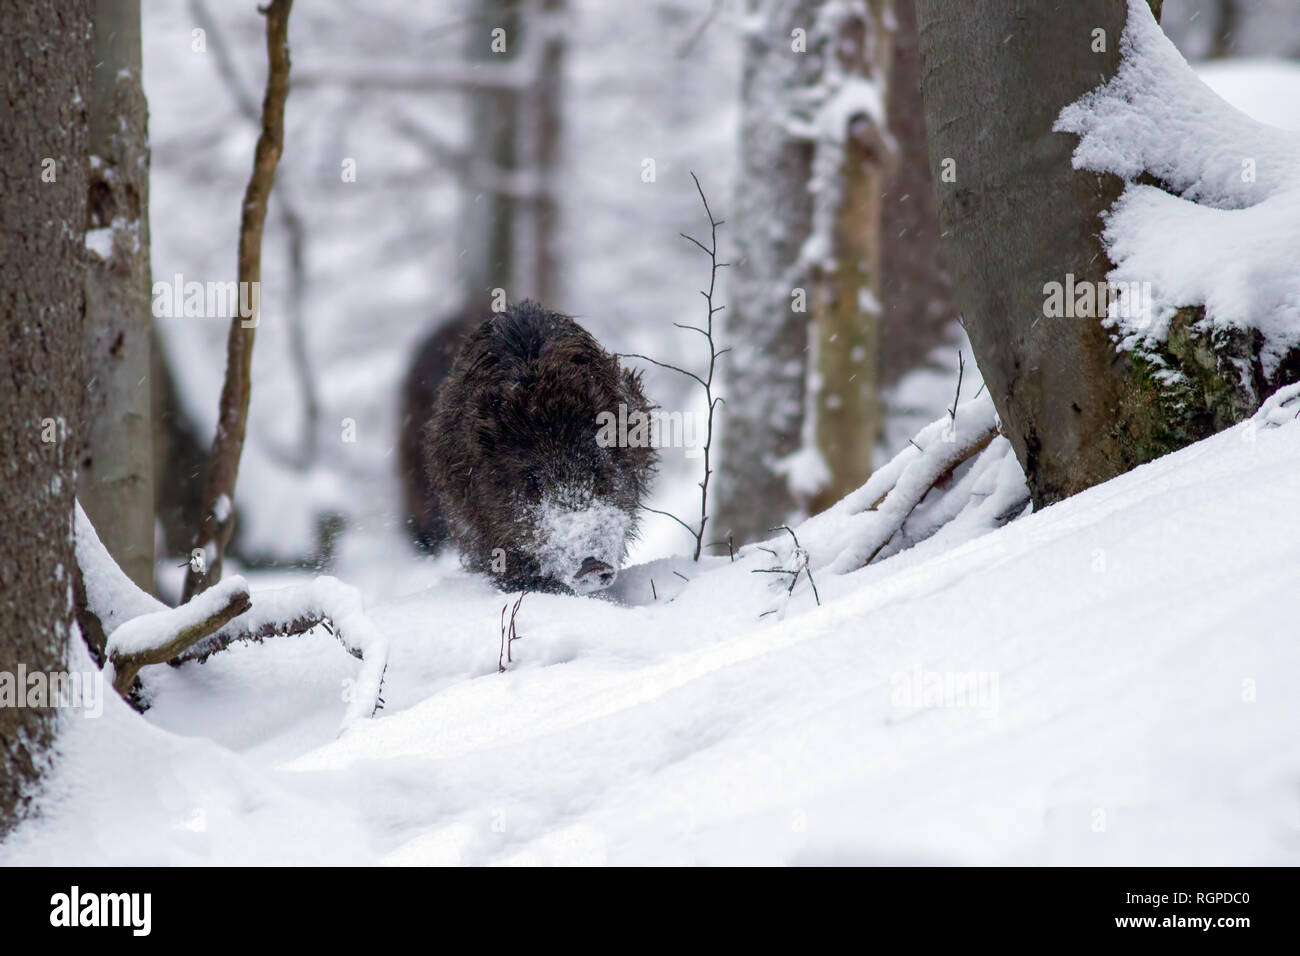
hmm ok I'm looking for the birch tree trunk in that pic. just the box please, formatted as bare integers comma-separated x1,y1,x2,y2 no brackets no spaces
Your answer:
80,0,155,592
0,0,92,837
714,0,820,547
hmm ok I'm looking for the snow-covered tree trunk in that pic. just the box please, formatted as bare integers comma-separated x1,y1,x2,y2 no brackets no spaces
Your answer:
716,0,891,546
808,0,892,516
715,1,819,547
80,0,155,593
914,0,1167,506
0,0,92,836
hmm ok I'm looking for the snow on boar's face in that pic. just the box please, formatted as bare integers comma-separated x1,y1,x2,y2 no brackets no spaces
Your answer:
425,301,656,594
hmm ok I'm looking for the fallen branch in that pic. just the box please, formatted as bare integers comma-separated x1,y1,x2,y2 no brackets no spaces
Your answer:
106,580,251,697
75,501,386,730
175,577,390,731
76,501,245,697
829,393,1002,574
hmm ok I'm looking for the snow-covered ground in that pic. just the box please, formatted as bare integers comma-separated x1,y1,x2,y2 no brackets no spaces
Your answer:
6,10,1298,868
6,387,1299,865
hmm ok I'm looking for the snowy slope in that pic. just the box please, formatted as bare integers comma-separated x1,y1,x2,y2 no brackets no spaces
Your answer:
6,391,1299,865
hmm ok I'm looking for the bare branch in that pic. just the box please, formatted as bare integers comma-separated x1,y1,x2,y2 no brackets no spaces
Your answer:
618,353,708,390
182,0,295,602
107,581,251,697
625,173,728,561
644,507,697,536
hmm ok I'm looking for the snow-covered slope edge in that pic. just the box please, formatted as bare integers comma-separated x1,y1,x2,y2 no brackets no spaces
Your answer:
5,390,1299,865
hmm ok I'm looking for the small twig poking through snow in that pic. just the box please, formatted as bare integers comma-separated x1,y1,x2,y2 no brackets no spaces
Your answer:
621,172,728,562
948,350,965,430
706,534,735,562
751,525,821,608
650,579,657,601
499,591,527,672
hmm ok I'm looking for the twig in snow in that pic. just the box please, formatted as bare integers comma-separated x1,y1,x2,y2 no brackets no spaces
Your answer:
770,525,821,606
620,172,728,561
706,533,735,562
499,591,527,672
948,350,965,427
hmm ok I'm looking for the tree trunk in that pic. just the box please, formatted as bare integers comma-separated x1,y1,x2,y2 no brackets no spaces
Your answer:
914,0,1173,507
1209,0,1237,58
878,0,955,389
717,0,891,544
511,0,564,305
714,0,822,547
0,0,92,837
809,0,891,516
80,0,155,593
461,0,522,305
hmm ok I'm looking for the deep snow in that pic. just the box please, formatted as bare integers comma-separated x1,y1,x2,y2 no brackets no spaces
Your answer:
5,386,1299,865
6,13,1300,869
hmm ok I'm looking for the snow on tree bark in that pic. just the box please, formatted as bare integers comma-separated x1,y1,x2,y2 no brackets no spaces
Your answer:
914,0,1178,507
716,0,891,547
0,0,92,837
808,0,892,516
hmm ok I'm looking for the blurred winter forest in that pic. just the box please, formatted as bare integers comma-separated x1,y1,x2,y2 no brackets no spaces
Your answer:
133,0,1298,595
8,0,1300,865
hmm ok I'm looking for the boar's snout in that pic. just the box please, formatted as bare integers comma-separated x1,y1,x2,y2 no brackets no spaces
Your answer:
574,556,616,592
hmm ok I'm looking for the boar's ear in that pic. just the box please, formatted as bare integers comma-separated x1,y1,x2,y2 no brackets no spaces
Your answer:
618,365,654,414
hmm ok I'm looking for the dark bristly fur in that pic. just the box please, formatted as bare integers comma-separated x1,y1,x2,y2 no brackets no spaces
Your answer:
407,301,656,592
399,307,481,549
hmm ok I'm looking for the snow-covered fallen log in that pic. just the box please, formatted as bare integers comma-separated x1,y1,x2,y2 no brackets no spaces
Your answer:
1253,381,1300,430
74,502,386,731
814,391,1028,575
741,391,1030,615
105,578,251,697
76,501,249,697
177,576,389,731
